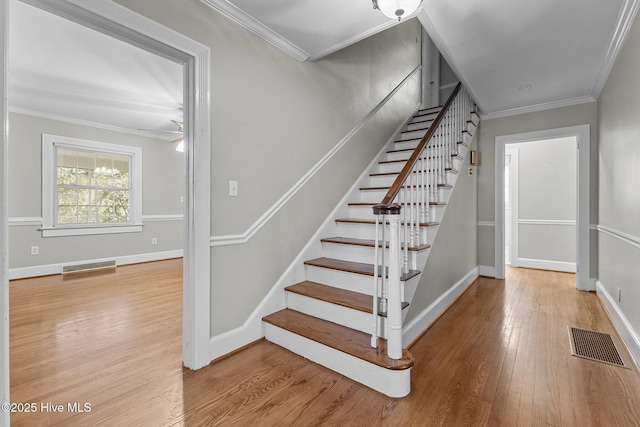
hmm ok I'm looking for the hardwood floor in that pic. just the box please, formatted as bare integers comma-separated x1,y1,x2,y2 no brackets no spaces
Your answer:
9,262,640,426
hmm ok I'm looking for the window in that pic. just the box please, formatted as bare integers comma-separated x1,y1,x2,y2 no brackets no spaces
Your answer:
42,134,142,237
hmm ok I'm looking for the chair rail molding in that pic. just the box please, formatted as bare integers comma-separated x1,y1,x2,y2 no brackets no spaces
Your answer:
597,224,640,250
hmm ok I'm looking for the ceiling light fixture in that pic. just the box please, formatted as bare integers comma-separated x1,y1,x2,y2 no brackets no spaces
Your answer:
372,0,422,21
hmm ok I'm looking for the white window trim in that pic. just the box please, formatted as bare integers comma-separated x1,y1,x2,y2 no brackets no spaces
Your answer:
41,134,143,237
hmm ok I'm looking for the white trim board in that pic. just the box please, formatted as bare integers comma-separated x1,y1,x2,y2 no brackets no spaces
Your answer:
480,96,596,121
9,106,172,141
209,104,422,361
8,249,183,280
596,280,640,369
597,225,640,250
9,215,183,226
477,221,495,227
478,265,496,277
210,65,421,247
591,0,640,99
516,258,576,273
403,267,479,347
518,219,576,226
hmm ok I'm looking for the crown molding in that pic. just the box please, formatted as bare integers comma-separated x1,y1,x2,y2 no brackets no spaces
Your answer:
9,106,173,140
480,96,596,121
200,0,311,62
592,0,640,99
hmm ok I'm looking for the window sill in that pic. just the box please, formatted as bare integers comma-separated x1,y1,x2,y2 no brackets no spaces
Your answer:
41,224,143,237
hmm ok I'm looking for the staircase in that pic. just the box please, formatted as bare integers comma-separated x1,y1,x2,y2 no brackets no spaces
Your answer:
263,84,478,397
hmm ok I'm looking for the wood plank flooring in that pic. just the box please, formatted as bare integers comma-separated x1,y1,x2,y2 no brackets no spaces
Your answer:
9,262,640,426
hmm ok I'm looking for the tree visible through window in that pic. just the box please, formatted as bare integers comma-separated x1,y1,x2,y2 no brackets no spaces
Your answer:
56,148,132,225
42,134,142,237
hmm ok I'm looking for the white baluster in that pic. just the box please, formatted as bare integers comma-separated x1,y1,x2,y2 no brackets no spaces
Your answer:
386,213,402,360
371,214,380,348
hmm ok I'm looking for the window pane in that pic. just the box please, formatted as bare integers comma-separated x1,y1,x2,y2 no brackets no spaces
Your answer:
49,137,137,228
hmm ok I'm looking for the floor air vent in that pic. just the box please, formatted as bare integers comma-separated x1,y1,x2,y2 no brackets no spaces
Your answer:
568,327,630,369
62,260,117,275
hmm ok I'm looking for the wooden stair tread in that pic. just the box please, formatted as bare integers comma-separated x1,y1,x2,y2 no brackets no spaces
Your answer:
285,281,409,314
336,218,439,228
401,127,430,134
304,257,420,281
321,236,430,252
263,309,414,370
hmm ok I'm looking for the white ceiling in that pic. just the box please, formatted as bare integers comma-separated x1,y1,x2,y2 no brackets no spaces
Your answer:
204,0,636,118
9,0,183,139
8,0,637,131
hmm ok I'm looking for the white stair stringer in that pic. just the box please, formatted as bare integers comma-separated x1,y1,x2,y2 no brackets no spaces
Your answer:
262,104,479,398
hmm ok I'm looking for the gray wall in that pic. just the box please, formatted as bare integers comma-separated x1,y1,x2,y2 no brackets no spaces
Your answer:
597,10,640,338
114,0,423,335
8,112,184,270
476,103,598,274
439,57,457,102
406,132,478,323
512,138,576,268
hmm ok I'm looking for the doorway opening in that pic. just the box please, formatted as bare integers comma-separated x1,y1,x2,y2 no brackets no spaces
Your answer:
494,125,591,291
0,1,211,417
503,138,578,275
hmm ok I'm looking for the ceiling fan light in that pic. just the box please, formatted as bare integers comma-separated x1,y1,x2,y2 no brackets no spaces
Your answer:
373,0,422,21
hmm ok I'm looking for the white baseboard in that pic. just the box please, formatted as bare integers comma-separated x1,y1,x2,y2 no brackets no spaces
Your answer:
9,250,183,280
402,267,479,347
517,258,576,273
596,280,640,369
478,265,495,277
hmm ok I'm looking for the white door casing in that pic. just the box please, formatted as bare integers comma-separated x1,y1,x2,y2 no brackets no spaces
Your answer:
1,5,212,415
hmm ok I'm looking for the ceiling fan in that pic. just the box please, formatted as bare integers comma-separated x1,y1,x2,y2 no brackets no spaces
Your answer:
139,120,184,152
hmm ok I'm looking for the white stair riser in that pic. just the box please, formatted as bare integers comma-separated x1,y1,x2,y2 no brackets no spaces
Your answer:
407,120,433,132
322,242,430,271
375,163,404,174
286,291,383,336
322,241,408,265
305,264,375,294
393,140,420,151
264,324,411,398
336,221,378,240
368,175,399,187
349,204,445,221
400,129,427,141
413,111,439,121
359,188,445,203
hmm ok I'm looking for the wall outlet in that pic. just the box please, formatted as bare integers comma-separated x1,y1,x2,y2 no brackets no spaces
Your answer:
229,180,238,197
151,238,158,245
30,246,39,255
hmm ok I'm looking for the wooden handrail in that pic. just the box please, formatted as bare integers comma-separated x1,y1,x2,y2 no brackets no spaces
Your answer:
375,82,462,208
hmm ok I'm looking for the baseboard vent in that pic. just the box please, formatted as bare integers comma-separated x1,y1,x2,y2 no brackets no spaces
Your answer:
62,260,117,275
568,327,630,369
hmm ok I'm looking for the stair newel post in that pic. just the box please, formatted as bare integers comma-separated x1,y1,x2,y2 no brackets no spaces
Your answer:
386,209,403,360
371,213,381,348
